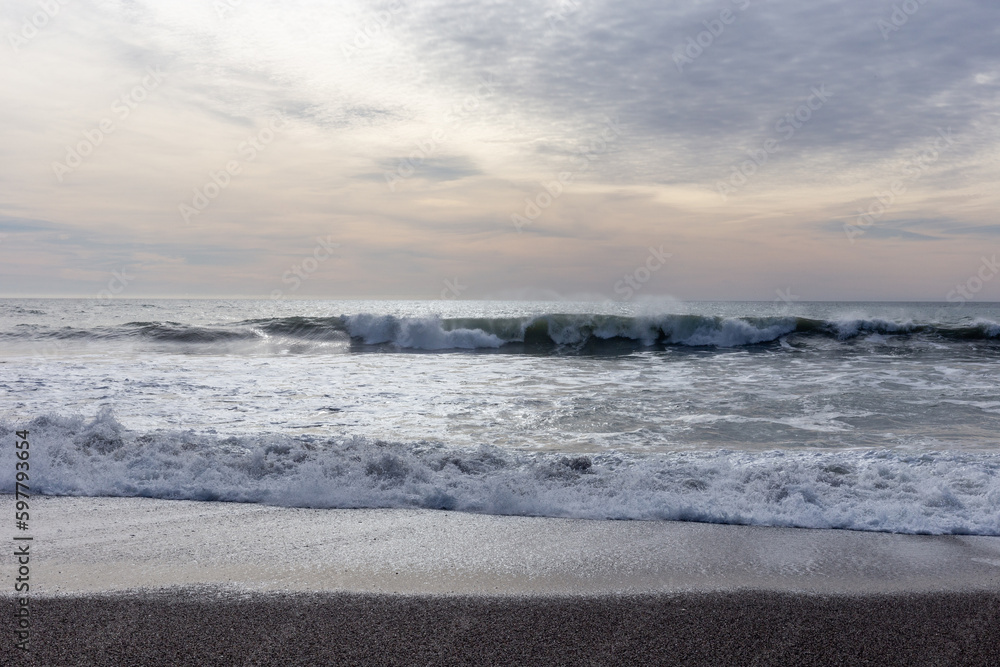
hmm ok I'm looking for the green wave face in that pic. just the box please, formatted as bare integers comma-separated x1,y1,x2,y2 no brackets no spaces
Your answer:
3,313,999,351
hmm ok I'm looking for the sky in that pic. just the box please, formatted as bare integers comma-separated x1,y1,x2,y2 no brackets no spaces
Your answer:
1,0,998,301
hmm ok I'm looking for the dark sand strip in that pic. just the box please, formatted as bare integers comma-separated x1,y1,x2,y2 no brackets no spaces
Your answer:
7,588,1000,666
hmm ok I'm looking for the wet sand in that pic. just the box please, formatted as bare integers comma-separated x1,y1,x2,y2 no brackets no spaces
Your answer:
3,495,1000,665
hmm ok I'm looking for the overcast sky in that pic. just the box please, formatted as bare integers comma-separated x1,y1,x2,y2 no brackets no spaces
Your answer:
1,0,998,300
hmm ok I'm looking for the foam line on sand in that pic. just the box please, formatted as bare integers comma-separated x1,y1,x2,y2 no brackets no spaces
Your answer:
5,495,1000,595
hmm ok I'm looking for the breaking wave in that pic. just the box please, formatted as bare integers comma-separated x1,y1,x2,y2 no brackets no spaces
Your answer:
5,313,1000,351
4,409,1000,535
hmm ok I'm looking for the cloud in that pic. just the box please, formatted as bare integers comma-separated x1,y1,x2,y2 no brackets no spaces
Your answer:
389,0,1000,186
1,0,999,299
373,155,481,183
0,216,65,232
823,216,1000,242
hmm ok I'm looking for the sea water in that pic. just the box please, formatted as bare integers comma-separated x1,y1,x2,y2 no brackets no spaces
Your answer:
1,298,998,534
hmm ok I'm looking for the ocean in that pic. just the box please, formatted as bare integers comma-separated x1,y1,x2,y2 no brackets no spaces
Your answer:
2,298,999,535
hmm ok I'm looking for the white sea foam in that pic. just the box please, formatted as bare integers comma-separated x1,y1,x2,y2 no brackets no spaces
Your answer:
663,317,798,347
828,317,915,339
338,314,807,349
973,318,1000,338
344,314,505,349
6,410,999,536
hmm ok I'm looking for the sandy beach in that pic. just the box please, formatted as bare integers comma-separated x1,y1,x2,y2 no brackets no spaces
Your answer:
3,495,1000,665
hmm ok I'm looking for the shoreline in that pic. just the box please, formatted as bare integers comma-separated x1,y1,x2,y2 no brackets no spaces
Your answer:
4,495,999,596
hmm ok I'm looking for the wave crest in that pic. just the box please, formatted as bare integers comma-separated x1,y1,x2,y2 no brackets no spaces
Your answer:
4,313,1000,351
